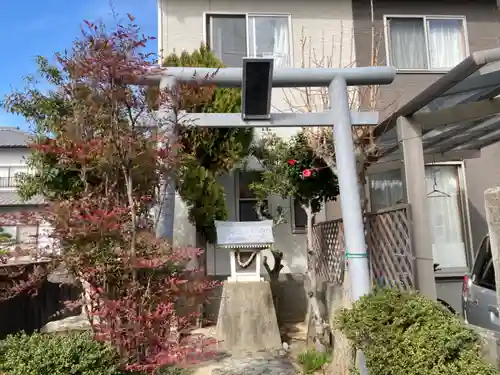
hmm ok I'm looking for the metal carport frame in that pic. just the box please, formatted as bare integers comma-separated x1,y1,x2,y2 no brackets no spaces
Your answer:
371,47,500,299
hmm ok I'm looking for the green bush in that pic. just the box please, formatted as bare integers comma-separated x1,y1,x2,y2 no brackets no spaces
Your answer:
297,348,330,374
336,288,498,375
0,331,122,375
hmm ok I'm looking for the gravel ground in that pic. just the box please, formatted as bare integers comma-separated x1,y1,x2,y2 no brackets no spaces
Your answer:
187,324,305,375
210,351,297,375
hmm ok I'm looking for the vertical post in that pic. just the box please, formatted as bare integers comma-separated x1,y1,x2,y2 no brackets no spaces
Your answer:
330,76,370,375
397,116,437,299
230,251,237,281
330,77,371,301
256,252,262,281
156,76,178,241
484,187,500,315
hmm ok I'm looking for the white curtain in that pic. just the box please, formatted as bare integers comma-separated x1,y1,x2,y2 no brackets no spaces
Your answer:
369,169,404,212
427,19,465,69
370,166,468,269
388,18,427,69
248,16,290,68
426,166,467,268
210,16,247,67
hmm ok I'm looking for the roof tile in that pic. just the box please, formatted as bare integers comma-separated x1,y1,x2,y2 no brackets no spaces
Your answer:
0,191,44,206
0,127,31,148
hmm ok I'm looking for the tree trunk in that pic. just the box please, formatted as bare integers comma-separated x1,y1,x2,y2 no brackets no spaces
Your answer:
304,205,328,351
264,250,284,326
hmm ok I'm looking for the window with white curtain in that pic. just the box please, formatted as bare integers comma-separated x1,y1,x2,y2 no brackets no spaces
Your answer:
425,165,467,269
385,16,467,70
206,14,291,68
369,164,468,269
369,169,404,212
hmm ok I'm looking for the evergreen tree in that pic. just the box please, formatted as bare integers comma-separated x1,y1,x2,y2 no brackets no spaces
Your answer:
163,45,253,242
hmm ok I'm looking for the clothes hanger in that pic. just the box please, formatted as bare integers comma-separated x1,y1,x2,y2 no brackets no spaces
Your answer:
427,169,450,198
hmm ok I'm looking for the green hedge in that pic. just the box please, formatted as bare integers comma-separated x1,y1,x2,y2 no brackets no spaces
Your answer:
0,331,122,375
336,288,499,375
0,331,192,375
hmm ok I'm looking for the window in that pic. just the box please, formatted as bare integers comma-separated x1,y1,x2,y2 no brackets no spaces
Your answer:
369,164,468,269
238,171,269,221
385,16,467,70
18,226,39,244
0,166,28,188
478,259,496,291
206,14,291,68
425,165,467,269
292,199,315,232
369,169,404,212
0,225,39,245
473,236,491,274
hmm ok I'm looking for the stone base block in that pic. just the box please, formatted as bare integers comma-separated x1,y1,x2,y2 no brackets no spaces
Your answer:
216,281,282,354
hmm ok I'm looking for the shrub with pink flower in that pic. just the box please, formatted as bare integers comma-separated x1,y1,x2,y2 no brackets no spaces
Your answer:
251,131,339,215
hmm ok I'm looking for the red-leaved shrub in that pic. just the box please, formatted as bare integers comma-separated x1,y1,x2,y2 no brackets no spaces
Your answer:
1,15,218,374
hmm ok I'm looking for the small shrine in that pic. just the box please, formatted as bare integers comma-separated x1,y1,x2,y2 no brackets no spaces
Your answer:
214,220,274,282
214,220,282,353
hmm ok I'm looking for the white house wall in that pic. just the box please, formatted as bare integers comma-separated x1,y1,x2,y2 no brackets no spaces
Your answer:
0,148,29,165
159,0,356,274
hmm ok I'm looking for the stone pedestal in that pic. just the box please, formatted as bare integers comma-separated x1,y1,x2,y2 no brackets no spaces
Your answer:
216,281,281,354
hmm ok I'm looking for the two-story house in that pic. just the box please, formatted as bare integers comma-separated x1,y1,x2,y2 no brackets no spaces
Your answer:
0,126,47,256
158,0,500,317
352,0,500,311
158,0,359,322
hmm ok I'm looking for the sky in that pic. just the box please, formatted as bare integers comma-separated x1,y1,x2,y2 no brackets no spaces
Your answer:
0,0,158,131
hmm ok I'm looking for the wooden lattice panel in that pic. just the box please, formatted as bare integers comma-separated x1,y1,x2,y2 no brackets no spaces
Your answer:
311,219,345,283
366,205,414,289
312,205,414,289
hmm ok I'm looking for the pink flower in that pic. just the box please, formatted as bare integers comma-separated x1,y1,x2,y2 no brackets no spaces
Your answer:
288,159,297,166
302,169,312,178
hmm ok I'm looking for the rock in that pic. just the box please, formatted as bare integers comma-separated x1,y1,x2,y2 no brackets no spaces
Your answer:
40,314,91,334
47,265,76,284
468,324,500,368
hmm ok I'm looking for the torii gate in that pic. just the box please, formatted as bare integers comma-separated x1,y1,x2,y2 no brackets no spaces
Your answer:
149,58,395,307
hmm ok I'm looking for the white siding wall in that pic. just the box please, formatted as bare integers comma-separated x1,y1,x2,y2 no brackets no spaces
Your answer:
159,0,355,274
0,148,29,165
